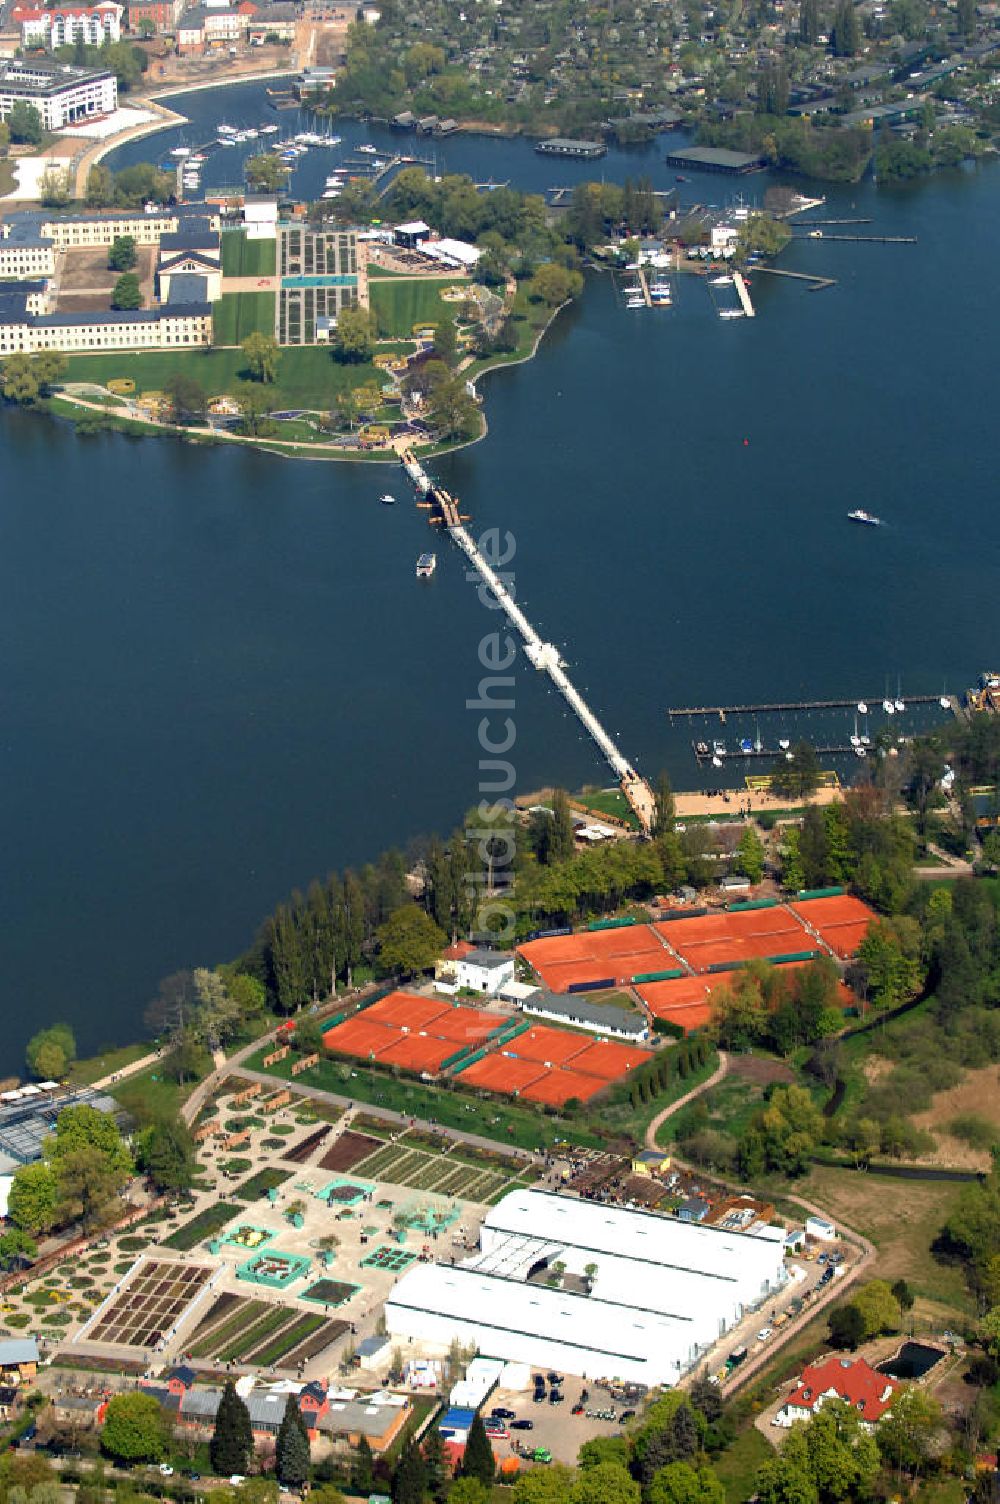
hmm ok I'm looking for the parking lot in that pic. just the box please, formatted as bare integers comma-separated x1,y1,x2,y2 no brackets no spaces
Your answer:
484,1375,639,1465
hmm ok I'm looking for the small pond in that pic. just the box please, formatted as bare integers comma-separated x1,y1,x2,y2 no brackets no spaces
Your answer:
877,1342,945,1380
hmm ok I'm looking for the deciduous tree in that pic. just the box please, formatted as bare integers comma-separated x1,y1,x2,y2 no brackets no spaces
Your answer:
111,273,142,311
242,331,280,384
376,905,447,976
26,1024,75,1080
100,1392,167,1463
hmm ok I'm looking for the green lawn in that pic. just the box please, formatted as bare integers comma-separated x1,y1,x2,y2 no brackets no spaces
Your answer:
714,1427,774,1504
369,278,456,336
212,291,276,346
245,1047,606,1151
221,229,276,278
572,788,641,830
63,346,385,411
69,1040,150,1086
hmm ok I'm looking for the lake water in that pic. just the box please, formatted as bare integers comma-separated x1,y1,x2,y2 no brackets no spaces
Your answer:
2,83,997,1071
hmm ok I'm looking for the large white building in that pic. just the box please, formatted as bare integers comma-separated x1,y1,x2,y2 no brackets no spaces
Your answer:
0,60,117,132
13,2,123,48
386,1189,787,1387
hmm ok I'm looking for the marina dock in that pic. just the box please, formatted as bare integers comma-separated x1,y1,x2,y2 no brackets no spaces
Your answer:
636,266,652,307
400,451,657,831
732,270,755,318
670,694,962,721
751,267,837,292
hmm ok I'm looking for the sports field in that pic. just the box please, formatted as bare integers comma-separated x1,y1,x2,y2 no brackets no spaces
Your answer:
456,1025,653,1107
369,277,455,336
323,992,501,1073
221,229,277,278
212,291,276,346
518,924,673,992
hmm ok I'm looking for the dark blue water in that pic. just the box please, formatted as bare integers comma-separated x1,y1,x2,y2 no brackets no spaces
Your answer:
2,84,998,1072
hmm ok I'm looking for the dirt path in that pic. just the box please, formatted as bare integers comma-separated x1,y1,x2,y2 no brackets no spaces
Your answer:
644,1051,730,1149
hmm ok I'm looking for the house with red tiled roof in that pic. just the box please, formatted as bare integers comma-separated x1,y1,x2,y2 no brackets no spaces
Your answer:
775,1356,900,1430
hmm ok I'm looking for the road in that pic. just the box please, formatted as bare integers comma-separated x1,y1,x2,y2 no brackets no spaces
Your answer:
644,1052,730,1150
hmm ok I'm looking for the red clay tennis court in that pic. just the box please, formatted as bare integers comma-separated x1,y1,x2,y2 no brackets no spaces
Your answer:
521,1068,608,1107
426,1007,498,1045
323,1017,401,1058
635,976,711,1017
505,1026,590,1067
518,926,671,991
365,993,451,1030
459,1053,548,1094
569,1039,653,1079
377,1033,458,1073
791,895,877,929
816,921,873,959
679,932,814,972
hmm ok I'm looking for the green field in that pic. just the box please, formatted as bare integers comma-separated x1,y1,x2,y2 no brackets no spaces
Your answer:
63,346,385,412
221,230,276,278
369,278,455,336
212,291,276,346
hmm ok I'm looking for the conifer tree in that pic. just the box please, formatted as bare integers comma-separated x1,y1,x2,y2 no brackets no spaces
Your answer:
210,1380,253,1477
352,1435,375,1494
459,1413,495,1486
423,1424,451,1503
392,1437,428,1504
276,1396,311,1488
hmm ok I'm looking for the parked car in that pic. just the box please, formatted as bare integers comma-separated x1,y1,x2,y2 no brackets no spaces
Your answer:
511,1420,534,1431
158,1465,174,1477
547,1373,564,1385
620,1409,636,1422
492,1408,516,1419
757,1327,773,1342
571,1404,585,1416
533,1391,546,1403
549,1390,564,1404
532,1448,553,1464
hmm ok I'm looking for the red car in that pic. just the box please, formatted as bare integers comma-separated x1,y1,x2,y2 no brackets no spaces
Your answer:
571,1404,585,1416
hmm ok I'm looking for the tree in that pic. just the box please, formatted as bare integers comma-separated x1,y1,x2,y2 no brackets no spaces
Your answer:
877,1388,943,1480
422,1425,451,1504
375,905,447,976
851,1279,901,1339
956,0,976,36
275,1397,311,1488
0,1228,37,1271
108,235,138,272
7,101,43,146
528,262,584,307
245,153,287,191
2,354,40,405
335,385,365,430
351,1435,375,1494
646,1464,725,1504
755,1458,819,1504
38,165,73,208
33,348,66,396
393,1437,428,1504
827,1302,865,1350
460,1412,495,1486
332,305,376,363
570,1462,640,1504
653,771,676,837
432,317,459,368
87,163,116,203
111,273,141,311
830,0,861,52
7,1163,57,1235
211,1381,254,1477
770,742,821,800
100,1392,166,1463
449,1483,489,1504
799,0,819,42
165,371,208,425
138,1116,197,1192
512,1466,576,1504
578,1437,630,1469
235,381,276,437
26,1024,75,1080
890,1278,914,1312
549,789,576,864
736,827,765,884
427,372,480,441
242,331,280,384
781,1400,880,1501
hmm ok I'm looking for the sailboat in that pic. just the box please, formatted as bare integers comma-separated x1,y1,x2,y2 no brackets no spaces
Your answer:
849,714,861,749
894,675,905,714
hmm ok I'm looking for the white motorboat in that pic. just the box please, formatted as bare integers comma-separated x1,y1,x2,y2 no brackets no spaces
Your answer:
857,700,868,714
939,694,951,710
883,699,895,715
718,308,744,320
778,737,790,751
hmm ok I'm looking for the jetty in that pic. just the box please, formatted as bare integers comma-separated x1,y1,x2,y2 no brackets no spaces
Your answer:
751,266,836,292
670,694,962,722
732,269,755,317
399,450,657,832
636,266,652,307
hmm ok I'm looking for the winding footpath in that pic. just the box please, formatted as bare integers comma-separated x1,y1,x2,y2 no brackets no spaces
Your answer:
644,1051,730,1150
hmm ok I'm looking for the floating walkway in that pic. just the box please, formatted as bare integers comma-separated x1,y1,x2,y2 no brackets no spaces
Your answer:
400,451,657,831
670,694,961,721
732,270,755,318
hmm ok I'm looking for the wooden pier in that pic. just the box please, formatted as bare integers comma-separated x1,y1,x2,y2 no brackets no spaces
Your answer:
751,267,836,292
796,233,917,244
636,266,652,307
693,741,867,762
733,269,755,318
670,694,961,722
